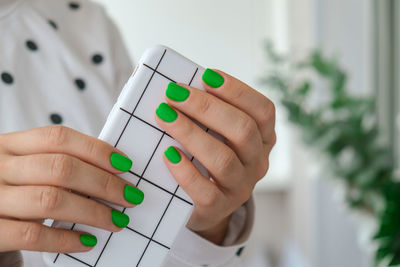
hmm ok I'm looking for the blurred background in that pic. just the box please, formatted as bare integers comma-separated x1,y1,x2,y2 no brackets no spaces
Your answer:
91,1,398,266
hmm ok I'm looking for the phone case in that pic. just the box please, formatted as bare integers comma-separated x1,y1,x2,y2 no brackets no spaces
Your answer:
42,45,223,267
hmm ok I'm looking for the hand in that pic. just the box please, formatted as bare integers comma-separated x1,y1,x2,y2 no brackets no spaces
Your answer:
0,126,143,253
155,69,276,244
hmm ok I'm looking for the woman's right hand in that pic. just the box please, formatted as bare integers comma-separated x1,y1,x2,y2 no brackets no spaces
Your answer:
0,126,143,253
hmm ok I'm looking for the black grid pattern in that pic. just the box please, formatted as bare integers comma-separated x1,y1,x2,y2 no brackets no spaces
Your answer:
52,48,209,267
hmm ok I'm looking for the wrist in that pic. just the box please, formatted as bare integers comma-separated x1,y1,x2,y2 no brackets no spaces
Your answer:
194,215,231,245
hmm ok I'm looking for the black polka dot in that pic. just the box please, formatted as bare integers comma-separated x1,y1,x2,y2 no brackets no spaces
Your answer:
50,113,63,124
26,40,38,51
75,78,86,90
1,72,13,85
92,54,103,65
69,2,80,10
236,246,245,257
48,20,58,30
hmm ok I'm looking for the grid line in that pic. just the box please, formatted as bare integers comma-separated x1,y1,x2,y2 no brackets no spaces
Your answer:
136,185,179,267
52,50,204,267
129,170,193,205
65,254,93,267
119,108,172,138
92,49,169,267
114,49,167,147
135,67,199,266
126,226,170,250
143,63,176,83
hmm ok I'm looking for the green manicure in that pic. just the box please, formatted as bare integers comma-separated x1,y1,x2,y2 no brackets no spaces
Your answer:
166,82,190,102
80,234,97,247
110,152,132,172
164,146,181,164
111,210,130,228
124,185,144,205
202,68,224,88
156,103,177,122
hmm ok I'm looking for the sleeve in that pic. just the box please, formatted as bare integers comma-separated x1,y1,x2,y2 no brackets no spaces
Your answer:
164,196,255,267
0,251,23,267
100,5,134,100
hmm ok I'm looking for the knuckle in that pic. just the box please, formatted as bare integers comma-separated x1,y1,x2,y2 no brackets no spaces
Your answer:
0,134,6,150
101,174,115,195
215,150,236,174
22,223,42,247
50,154,74,183
45,125,70,148
39,187,62,213
0,155,10,172
57,231,70,251
199,187,219,207
196,95,214,115
259,100,276,126
231,87,246,102
270,132,277,147
93,205,110,230
257,159,270,179
181,170,199,189
176,118,195,139
236,116,258,145
84,138,98,159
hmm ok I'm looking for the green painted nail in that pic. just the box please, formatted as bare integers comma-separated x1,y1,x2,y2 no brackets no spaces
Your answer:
110,152,132,172
202,68,224,88
124,185,144,205
166,82,190,102
156,103,177,122
111,210,130,228
80,234,97,247
164,146,181,164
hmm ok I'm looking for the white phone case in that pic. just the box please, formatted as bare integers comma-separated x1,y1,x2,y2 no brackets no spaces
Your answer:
42,45,223,267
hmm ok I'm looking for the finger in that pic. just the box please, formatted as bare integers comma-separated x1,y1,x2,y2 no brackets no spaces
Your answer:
1,154,144,207
0,126,132,173
162,146,222,206
155,103,244,189
0,185,128,232
0,218,96,252
201,69,276,145
165,82,264,164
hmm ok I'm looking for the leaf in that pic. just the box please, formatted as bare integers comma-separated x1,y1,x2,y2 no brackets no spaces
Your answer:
261,43,398,267
296,81,311,96
264,40,286,64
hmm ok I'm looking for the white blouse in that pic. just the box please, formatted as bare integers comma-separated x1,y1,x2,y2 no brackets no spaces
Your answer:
0,0,253,266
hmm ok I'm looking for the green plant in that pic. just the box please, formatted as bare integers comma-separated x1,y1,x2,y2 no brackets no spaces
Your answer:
262,42,400,266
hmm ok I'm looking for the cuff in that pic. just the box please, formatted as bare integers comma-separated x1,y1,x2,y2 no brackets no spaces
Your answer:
168,196,255,266
0,251,23,267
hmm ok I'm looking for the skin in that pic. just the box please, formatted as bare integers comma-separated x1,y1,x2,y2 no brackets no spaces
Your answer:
158,70,276,244
0,69,275,252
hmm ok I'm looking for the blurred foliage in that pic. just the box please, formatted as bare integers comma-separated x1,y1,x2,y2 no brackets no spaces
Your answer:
262,42,400,266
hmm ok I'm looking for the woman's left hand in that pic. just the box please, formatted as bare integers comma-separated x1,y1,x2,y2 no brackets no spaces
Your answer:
155,69,276,244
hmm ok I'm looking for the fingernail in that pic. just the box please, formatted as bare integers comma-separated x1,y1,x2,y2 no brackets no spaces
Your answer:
164,146,181,164
156,103,177,122
166,82,190,102
111,210,130,228
110,152,132,172
202,68,224,88
80,234,97,247
124,185,144,205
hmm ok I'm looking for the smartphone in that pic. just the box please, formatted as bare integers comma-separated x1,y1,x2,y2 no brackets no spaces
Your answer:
43,45,222,267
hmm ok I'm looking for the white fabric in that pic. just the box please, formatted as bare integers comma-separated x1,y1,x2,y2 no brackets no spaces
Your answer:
0,0,253,266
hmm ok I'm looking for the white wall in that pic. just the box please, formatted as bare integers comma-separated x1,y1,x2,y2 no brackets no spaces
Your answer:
314,0,374,266
93,0,292,188
94,0,287,88
289,0,375,266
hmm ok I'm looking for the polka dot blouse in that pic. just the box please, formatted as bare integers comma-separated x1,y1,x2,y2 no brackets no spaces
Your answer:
0,0,133,137
0,1,252,266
